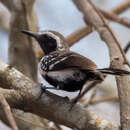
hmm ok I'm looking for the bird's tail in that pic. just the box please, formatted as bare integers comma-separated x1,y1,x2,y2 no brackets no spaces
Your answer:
98,68,130,76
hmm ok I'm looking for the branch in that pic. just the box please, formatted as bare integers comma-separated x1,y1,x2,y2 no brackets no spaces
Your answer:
73,0,130,129
1,0,38,82
124,41,130,53
0,94,18,130
90,96,118,105
110,0,130,15
81,96,118,106
0,61,119,130
99,8,130,28
78,81,100,100
84,88,97,107
66,26,93,46
67,0,130,47
0,7,10,32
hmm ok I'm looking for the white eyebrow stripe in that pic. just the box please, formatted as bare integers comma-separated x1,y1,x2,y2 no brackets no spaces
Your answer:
38,31,61,44
38,31,65,51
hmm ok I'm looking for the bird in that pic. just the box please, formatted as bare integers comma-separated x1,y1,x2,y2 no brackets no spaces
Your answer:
22,30,130,106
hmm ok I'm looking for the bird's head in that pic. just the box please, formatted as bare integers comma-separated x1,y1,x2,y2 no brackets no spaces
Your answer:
21,30,69,55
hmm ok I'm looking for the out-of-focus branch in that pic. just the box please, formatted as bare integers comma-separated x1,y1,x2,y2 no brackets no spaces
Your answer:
73,0,130,129
87,2,130,67
13,114,51,129
84,89,97,107
67,0,130,46
0,61,119,130
66,26,93,46
0,6,10,32
110,0,130,15
90,96,118,105
124,41,130,53
0,94,18,130
67,2,130,45
67,0,130,47
1,0,38,81
100,8,130,28
81,96,118,106
79,81,100,100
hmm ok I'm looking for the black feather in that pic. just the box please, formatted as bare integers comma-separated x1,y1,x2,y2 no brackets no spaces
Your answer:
98,68,130,76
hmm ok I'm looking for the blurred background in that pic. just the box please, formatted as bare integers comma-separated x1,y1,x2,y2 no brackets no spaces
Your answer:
0,0,130,129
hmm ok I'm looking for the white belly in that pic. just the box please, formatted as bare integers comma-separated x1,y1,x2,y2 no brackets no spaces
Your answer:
47,69,85,82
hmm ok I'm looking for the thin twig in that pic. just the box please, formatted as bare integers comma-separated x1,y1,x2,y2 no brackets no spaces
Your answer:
0,94,18,130
124,41,130,53
68,0,130,46
100,8,130,28
66,26,93,46
67,0,130,47
89,0,130,67
90,96,118,104
79,81,100,100
110,0,130,15
84,89,97,107
83,96,118,106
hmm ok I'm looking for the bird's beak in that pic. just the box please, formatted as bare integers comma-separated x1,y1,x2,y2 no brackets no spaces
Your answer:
21,30,39,39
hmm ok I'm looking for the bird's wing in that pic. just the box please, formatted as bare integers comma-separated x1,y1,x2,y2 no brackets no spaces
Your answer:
48,51,97,71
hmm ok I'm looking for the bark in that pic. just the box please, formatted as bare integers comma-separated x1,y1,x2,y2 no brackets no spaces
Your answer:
0,61,119,130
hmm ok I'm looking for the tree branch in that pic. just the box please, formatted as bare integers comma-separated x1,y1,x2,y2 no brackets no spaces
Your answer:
0,94,18,130
99,8,130,28
1,0,38,81
110,0,130,15
0,61,119,130
124,41,130,53
81,96,118,106
66,26,93,46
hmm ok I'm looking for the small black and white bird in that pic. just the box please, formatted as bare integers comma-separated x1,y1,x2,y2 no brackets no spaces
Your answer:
22,30,130,104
